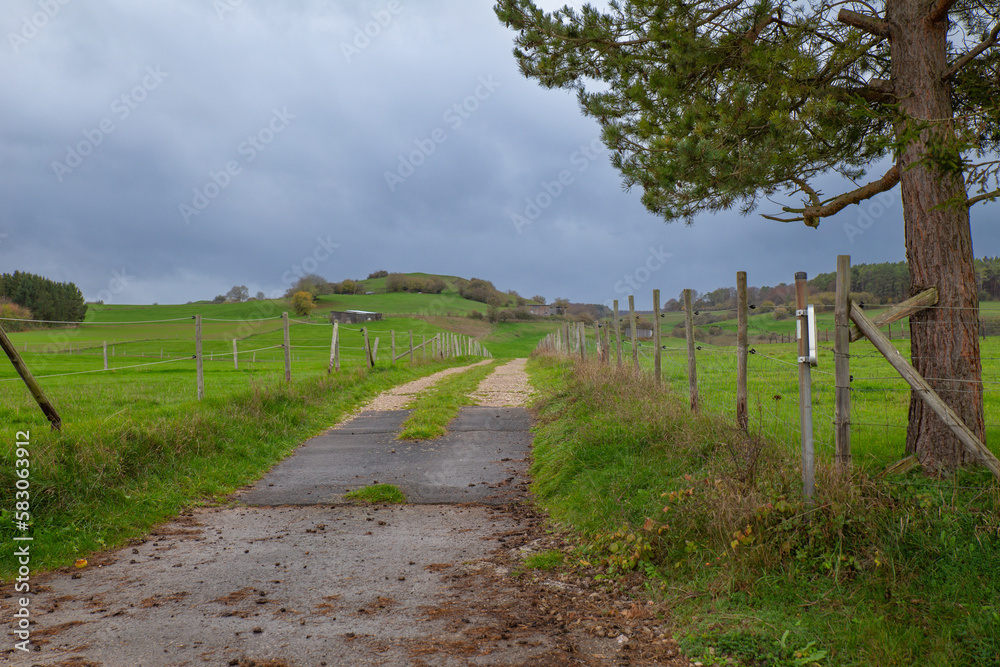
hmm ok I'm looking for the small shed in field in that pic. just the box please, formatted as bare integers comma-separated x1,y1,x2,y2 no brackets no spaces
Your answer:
528,304,556,316
621,323,654,339
330,310,383,324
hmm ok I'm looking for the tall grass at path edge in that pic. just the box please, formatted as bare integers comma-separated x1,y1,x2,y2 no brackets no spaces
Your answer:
525,355,1000,666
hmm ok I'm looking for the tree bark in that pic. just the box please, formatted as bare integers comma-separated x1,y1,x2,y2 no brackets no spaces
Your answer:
889,0,983,472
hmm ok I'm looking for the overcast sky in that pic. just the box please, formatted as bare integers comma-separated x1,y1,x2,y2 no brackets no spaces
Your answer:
2,0,998,311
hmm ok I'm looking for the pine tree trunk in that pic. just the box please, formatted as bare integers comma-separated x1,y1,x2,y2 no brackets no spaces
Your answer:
889,0,984,472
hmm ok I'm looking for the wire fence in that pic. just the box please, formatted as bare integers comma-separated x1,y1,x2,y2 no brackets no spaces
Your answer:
0,311,491,428
536,274,1000,493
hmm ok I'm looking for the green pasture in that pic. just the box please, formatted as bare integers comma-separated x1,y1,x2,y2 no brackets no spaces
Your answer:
593,316,1000,471
1,300,561,433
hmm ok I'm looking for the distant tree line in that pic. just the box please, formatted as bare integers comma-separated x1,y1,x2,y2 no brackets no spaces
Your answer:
385,273,446,294
661,260,1000,317
0,271,87,326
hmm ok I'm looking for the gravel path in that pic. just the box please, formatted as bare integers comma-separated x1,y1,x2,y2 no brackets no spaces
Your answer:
470,358,534,407
349,359,494,413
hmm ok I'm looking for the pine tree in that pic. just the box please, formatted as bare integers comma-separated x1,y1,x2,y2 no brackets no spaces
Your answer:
495,0,1000,473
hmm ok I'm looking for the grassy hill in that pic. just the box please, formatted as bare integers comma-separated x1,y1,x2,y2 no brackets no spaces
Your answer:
316,291,488,316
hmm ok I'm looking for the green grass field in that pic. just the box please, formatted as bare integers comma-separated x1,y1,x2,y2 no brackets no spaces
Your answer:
1,295,561,434
588,311,1000,471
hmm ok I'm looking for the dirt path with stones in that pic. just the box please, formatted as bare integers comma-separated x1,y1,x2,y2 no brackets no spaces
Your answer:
1,359,690,666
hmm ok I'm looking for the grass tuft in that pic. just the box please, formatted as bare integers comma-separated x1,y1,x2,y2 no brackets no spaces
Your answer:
522,549,565,571
343,483,406,504
396,360,497,440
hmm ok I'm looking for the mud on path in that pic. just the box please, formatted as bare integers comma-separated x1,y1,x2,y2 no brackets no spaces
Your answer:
1,359,691,666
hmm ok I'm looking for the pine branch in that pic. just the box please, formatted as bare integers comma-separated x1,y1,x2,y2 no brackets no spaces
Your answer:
968,189,1000,207
694,0,744,29
837,9,889,37
762,165,900,227
927,0,958,23
943,23,1000,80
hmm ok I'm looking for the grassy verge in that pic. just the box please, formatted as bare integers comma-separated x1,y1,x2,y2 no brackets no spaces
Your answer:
0,360,470,579
396,360,497,440
526,355,1000,666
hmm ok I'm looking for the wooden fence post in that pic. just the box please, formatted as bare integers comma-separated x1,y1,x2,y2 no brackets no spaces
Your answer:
422,334,427,362
653,288,662,386
103,341,108,371
684,289,699,413
233,339,239,370
391,330,396,365
328,323,339,374
372,337,380,364
737,272,748,430
851,301,1000,479
196,315,205,399
835,255,852,469
628,295,639,372
795,272,815,501
282,312,292,382
603,321,611,364
613,299,623,366
0,323,62,430
594,322,602,363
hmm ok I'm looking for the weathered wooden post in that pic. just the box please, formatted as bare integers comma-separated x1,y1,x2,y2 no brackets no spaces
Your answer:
628,295,639,372
363,328,373,368
0,323,62,430
328,322,339,374
391,330,396,366
233,339,239,370
736,272,748,430
196,315,205,399
282,312,292,382
684,289,699,413
795,273,815,501
613,300,623,366
594,322,602,363
835,255,852,469
422,334,427,362
103,341,108,371
653,289,662,386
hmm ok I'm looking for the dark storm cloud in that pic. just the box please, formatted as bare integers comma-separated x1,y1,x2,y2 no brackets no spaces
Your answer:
1,0,997,309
